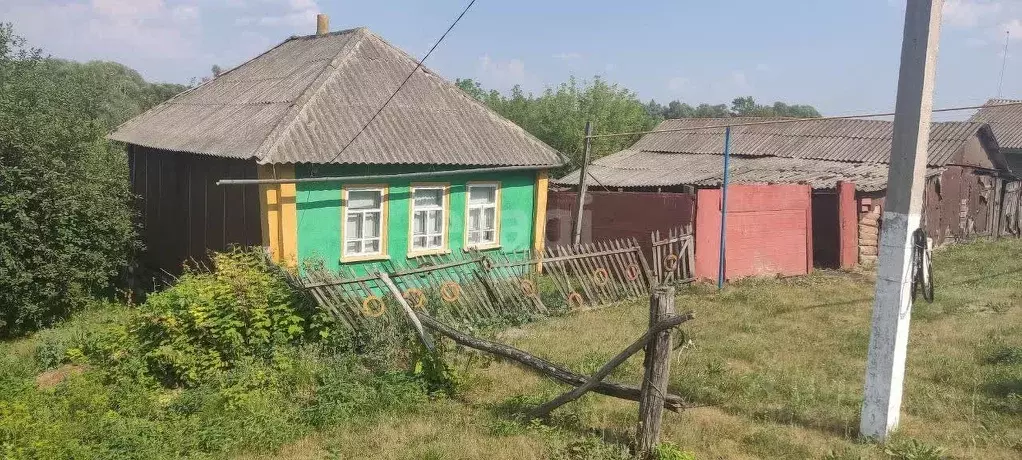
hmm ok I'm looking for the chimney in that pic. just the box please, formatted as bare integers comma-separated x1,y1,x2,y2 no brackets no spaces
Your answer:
316,14,329,36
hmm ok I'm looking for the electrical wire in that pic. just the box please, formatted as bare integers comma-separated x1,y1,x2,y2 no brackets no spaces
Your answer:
321,0,478,166
584,100,1022,139
296,0,477,233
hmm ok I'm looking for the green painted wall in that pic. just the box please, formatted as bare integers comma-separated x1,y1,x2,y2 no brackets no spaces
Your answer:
295,164,536,274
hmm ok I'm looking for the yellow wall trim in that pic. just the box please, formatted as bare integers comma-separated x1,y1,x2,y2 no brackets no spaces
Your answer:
533,169,549,272
258,164,297,267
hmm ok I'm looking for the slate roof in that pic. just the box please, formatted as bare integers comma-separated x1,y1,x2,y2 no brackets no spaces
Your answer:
631,118,992,167
109,28,563,167
555,117,1006,190
969,99,1022,150
553,150,939,192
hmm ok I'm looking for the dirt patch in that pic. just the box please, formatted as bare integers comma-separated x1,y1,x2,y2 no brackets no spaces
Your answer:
35,364,87,390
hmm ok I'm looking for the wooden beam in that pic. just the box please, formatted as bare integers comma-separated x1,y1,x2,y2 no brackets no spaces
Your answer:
416,312,690,412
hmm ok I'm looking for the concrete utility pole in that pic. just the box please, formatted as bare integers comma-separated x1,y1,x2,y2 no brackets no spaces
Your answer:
860,0,943,441
572,121,593,246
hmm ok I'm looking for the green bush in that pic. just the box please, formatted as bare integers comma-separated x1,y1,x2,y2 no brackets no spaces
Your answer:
133,250,326,386
0,24,136,336
0,343,429,460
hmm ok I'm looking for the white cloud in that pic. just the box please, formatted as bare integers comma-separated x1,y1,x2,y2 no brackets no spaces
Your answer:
2,0,203,61
1005,19,1022,39
236,0,320,27
667,76,689,94
732,71,751,91
943,0,1002,28
477,54,528,90
552,52,582,61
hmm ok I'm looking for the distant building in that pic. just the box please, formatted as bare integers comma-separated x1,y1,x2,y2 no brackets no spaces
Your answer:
110,27,563,275
970,99,1022,235
555,117,1015,274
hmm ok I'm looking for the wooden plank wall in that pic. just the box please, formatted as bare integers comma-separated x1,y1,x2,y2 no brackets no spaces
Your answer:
129,145,262,275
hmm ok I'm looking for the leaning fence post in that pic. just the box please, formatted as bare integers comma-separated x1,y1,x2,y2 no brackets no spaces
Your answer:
636,285,675,458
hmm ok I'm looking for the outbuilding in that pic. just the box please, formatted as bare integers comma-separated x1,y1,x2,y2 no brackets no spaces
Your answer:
554,117,1014,279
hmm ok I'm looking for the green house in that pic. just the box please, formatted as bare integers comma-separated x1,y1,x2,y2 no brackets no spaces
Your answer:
109,26,563,275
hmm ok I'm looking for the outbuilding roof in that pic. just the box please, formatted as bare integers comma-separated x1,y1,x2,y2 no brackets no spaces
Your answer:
553,150,939,192
631,118,994,167
109,28,563,167
556,117,1005,190
970,98,1022,150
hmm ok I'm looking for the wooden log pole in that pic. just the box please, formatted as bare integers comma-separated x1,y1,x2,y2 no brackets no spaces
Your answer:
636,286,676,458
416,312,689,412
529,310,694,420
378,272,435,352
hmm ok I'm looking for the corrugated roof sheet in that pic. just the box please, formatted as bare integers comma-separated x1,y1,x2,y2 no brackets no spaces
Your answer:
109,28,564,167
969,98,1022,150
552,150,941,192
631,117,986,167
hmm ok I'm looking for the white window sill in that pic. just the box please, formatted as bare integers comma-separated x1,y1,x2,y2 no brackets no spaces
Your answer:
463,243,501,252
407,248,451,258
340,254,390,263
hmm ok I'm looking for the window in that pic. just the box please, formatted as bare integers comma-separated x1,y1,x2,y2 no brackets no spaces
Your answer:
410,184,448,254
466,182,499,248
343,186,387,259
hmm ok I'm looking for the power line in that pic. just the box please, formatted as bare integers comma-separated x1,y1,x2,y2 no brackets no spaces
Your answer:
321,0,478,165
585,100,1022,140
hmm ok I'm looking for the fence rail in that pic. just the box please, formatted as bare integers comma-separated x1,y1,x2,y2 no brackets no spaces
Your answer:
651,226,694,285
288,238,662,332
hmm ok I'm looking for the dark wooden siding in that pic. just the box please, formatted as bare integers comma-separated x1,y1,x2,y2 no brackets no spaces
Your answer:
128,145,262,275
545,190,696,260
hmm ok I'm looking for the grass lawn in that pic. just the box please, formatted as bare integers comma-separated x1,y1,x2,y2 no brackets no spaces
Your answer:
252,238,1022,459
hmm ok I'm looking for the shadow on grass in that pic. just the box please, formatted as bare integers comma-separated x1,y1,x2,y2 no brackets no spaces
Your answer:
939,267,1022,288
772,297,872,316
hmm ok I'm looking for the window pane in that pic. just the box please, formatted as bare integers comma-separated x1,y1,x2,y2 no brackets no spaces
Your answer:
414,188,442,208
483,230,495,243
429,210,442,233
364,212,380,238
346,240,361,253
429,235,442,247
413,236,427,249
483,207,496,230
469,208,480,231
365,239,380,253
346,213,362,239
469,186,496,205
348,190,381,210
468,231,480,244
413,210,426,235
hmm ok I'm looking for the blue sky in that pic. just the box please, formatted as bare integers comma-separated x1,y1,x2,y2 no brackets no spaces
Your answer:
3,0,1022,119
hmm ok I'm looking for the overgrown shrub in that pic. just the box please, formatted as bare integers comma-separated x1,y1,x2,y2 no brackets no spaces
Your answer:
133,250,328,386
0,24,136,336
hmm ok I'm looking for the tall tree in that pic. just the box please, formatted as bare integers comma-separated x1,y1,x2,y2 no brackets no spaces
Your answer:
471,76,658,172
0,24,138,335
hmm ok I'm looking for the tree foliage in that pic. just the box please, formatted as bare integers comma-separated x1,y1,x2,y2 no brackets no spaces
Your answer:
0,24,179,335
457,77,657,172
457,77,822,171
644,96,820,120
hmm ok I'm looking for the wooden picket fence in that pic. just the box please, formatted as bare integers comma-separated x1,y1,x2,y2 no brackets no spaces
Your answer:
288,238,656,332
298,250,543,330
539,239,654,310
650,226,695,285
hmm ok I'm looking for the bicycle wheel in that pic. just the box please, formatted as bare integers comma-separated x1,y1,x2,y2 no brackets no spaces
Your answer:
920,245,934,302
